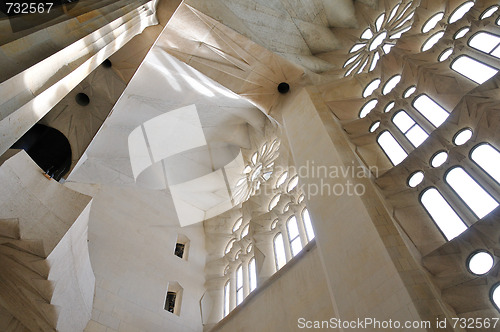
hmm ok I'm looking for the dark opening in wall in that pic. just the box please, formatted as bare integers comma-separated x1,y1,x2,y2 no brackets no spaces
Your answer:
11,124,72,181
165,291,176,313
278,82,290,94
75,93,90,106
175,243,185,259
102,59,112,68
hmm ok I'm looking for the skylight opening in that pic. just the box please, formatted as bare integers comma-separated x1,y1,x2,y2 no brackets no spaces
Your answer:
287,216,302,257
408,171,424,187
276,172,288,188
468,32,500,58
363,78,381,98
430,151,448,167
377,131,408,165
422,12,444,33
359,99,378,118
421,31,445,52
448,1,475,24
438,48,453,62
420,187,468,240
392,110,428,147
453,128,473,145
375,13,386,31
350,44,366,53
383,75,402,95
454,27,470,39
287,175,299,192
369,121,381,133
302,208,315,241
445,167,499,218
480,6,498,19
369,52,380,72
470,143,500,184
269,194,281,211
403,86,416,98
232,217,243,232
467,250,494,275
384,101,395,113
361,28,374,39
413,94,449,127
274,233,286,270
451,55,499,84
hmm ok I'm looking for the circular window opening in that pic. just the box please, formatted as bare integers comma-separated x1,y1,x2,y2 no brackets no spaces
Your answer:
467,250,494,275
491,283,500,312
438,48,453,62
430,151,448,167
453,128,473,145
75,93,90,106
408,171,424,187
102,59,112,68
278,82,290,94
369,121,380,133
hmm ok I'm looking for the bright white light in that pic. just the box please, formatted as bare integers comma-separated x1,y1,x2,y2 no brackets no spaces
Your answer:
287,175,299,192
408,171,424,187
369,52,380,72
251,152,258,164
390,26,411,39
236,265,243,304
492,284,500,310
287,216,302,257
274,233,286,270
363,78,381,97
393,111,415,132
302,209,315,241
276,171,288,188
361,28,374,39
480,6,498,19
471,144,500,183
225,239,235,254
422,31,445,52
383,44,395,54
468,251,494,275
375,13,386,31
357,58,370,73
233,217,243,232
359,99,378,118
377,131,408,165
449,1,475,24
403,86,416,98
451,56,498,84
420,188,467,240
350,44,366,53
269,194,281,211
271,219,278,230
344,54,361,68
250,164,263,181
469,32,500,54
439,48,453,62
249,258,257,291
298,195,305,204
446,167,499,218
413,94,449,127
241,224,249,238
453,128,473,145
422,12,444,33
383,75,402,95
369,32,388,51
454,27,470,39
388,3,401,22
224,281,230,317
430,151,448,167
406,125,428,147
369,121,380,132
384,101,395,113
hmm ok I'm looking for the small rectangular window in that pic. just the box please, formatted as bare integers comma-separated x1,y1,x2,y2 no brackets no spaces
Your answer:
174,243,185,259
165,291,176,313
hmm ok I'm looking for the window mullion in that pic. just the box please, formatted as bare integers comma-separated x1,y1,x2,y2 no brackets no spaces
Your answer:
437,179,479,225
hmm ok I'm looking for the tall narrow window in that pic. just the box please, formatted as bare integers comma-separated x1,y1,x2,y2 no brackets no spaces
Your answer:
451,55,498,84
165,292,176,313
274,233,286,270
412,94,449,127
445,167,499,218
287,216,302,257
420,187,467,240
302,208,315,241
248,258,257,292
470,143,500,183
392,110,429,147
468,32,500,59
224,281,230,317
236,265,243,305
377,131,408,165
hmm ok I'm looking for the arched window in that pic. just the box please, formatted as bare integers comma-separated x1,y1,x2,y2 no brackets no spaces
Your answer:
420,187,467,240
302,208,315,241
448,1,474,23
248,258,257,292
445,167,498,218
287,175,299,192
451,55,498,84
287,216,302,257
363,78,381,97
276,172,288,188
236,265,243,305
274,233,286,271
224,280,230,317
412,94,449,127
382,75,401,95
470,143,500,183
392,110,428,147
240,224,249,238
377,131,408,165
269,194,281,211
232,217,242,232
224,239,235,255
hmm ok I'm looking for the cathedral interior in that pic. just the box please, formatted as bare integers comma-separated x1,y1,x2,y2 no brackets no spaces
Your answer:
1,0,500,331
